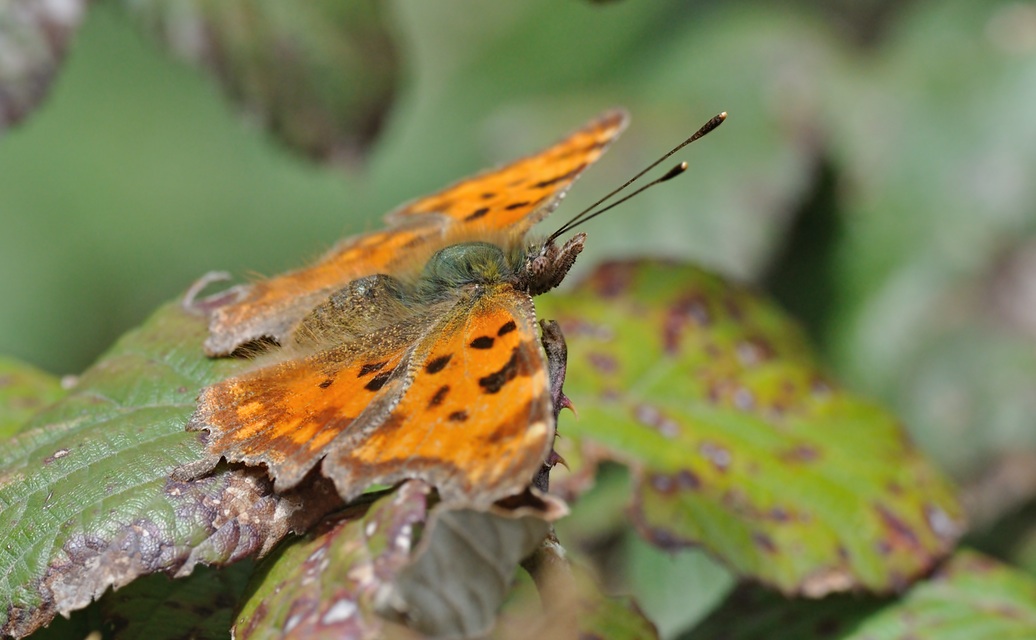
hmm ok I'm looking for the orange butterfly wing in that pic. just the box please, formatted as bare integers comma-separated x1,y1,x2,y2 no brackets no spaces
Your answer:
323,285,552,507
203,110,628,356
203,220,444,356
386,110,628,233
191,287,550,507
190,303,451,489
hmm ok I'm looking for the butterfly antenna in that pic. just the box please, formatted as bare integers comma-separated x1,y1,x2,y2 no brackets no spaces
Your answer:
548,111,727,242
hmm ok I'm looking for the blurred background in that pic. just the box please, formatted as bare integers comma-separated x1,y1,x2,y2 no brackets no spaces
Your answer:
2,0,1036,631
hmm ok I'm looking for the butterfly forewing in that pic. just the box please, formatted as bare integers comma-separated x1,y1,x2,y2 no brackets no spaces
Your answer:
204,110,627,357
323,285,553,508
204,220,445,356
387,110,628,233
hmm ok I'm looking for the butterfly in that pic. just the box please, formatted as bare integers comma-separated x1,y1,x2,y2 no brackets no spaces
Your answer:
187,110,724,509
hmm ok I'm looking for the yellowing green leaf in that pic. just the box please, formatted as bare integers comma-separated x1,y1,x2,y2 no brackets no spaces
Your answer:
539,260,965,596
0,357,64,439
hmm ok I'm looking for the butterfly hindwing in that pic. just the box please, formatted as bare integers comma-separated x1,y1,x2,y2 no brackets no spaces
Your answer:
323,284,553,508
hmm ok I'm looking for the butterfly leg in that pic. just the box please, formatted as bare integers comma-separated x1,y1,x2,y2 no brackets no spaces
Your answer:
532,319,572,493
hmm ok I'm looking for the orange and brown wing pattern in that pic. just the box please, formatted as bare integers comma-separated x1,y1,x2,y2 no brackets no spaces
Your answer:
190,315,432,491
203,110,626,356
386,109,628,234
323,285,554,508
204,219,444,356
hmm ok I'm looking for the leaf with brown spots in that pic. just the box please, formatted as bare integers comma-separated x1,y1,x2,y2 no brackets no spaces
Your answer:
235,480,562,639
234,483,428,640
537,260,965,595
684,549,1036,639
0,356,65,439
0,302,343,638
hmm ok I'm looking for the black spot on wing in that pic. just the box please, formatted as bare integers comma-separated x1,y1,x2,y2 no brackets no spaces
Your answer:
532,165,585,189
365,370,393,392
470,336,495,349
429,385,450,408
479,349,520,394
465,207,490,222
497,320,517,336
505,201,531,211
557,141,609,160
481,192,495,200
425,354,452,374
448,410,469,422
318,378,334,389
358,361,387,377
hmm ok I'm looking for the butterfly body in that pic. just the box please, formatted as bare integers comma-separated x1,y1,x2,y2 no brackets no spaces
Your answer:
188,111,628,508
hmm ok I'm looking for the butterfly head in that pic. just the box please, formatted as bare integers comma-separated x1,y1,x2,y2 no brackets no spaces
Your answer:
518,232,586,296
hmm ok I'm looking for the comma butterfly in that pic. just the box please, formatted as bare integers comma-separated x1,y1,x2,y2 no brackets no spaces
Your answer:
187,110,725,509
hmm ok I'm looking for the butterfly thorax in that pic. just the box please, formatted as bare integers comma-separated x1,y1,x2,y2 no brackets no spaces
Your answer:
415,230,586,300
416,242,517,301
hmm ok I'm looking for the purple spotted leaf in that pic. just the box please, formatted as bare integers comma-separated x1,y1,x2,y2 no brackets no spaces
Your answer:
0,0,89,130
234,481,425,639
537,260,965,596
0,356,65,439
683,549,1036,639
236,480,561,639
0,301,343,638
121,0,399,163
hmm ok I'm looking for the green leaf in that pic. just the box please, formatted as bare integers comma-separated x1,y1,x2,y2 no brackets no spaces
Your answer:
0,301,340,638
538,260,965,596
121,0,399,162
0,357,65,439
684,549,1036,639
392,503,553,637
493,540,660,640
0,0,88,129
100,562,253,640
624,536,734,638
